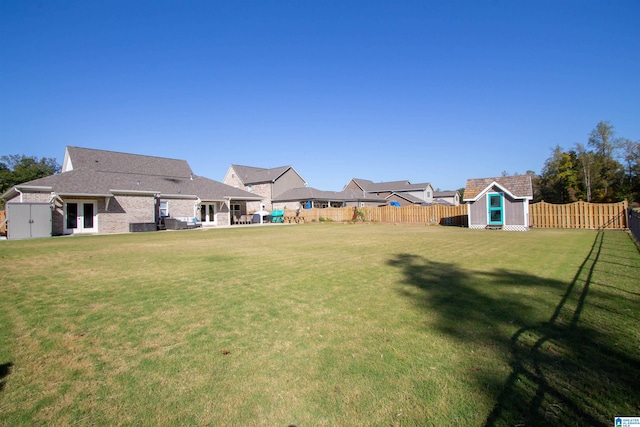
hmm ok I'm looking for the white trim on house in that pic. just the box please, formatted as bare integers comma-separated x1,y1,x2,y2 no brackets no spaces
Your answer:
464,181,525,202
0,185,54,201
160,193,198,199
56,192,113,198
110,189,158,195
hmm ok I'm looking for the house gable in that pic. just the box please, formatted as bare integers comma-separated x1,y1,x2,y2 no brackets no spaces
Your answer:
223,164,307,210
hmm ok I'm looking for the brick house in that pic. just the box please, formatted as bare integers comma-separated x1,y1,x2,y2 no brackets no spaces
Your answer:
222,164,307,211
343,178,435,206
272,187,385,210
1,147,262,235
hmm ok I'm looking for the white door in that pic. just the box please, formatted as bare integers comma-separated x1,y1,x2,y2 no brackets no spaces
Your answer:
199,203,217,224
64,200,98,234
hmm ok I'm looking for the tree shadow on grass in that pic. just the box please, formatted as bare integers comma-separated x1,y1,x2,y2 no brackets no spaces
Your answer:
0,362,13,392
387,231,640,426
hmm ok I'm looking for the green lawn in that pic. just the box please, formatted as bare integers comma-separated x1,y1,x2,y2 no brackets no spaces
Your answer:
0,224,639,426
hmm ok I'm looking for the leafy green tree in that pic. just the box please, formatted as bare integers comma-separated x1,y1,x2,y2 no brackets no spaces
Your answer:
621,139,640,203
537,122,637,204
0,155,60,207
538,146,579,203
457,187,465,202
587,121,625,201
575,143,597,202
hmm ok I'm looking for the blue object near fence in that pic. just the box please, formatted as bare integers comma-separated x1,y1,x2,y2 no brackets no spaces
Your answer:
271,210,284,223
389,201,401,207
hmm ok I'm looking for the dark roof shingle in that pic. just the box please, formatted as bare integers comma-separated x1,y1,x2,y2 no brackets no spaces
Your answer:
5,147,260,201
464,175,533,200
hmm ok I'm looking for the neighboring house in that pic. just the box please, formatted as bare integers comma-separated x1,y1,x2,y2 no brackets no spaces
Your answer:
433,190,461,206
344,178,435,206
272,187,385,210
463,175,533,231
222,164,307,212
0,146,262,235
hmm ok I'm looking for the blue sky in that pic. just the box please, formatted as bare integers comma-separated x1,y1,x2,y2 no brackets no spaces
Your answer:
1,1,638,191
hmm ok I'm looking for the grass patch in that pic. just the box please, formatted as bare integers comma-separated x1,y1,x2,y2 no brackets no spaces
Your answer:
0,224,639,426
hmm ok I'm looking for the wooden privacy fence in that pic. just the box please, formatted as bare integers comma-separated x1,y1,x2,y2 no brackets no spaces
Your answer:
0,210,6,235
528,201,628,229
287,205,468,226
287,201,631,230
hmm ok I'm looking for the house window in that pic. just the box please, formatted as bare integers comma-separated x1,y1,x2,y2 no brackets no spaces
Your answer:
159,201,169,217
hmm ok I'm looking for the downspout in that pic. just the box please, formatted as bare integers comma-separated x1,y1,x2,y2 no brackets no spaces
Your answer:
15,187,23,203
195,197,201,219
154,193,161,227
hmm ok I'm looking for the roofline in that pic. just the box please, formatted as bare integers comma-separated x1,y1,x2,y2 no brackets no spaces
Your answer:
57,192,114,198
267,166,291,184
233,164,307,186
110,189,159,195
385,192,423,203
18,185,54,191
463,180,533,202
66,145,188,163
346,178,367,192
285,166,308,186
159,193,198,199
225,195,263,200
2,185,54,200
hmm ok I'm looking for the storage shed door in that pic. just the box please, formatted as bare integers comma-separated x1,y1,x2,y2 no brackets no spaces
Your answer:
31,203,53,238
7,204,31,239
7,203,52,240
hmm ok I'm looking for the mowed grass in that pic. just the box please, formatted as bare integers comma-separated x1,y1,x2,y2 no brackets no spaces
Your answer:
0,223,639,426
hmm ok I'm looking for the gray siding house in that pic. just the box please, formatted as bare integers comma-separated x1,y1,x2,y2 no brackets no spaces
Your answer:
433,190,461,206
344,178,435,206
1,147,262,235
272,187,385,210
464,175,533,231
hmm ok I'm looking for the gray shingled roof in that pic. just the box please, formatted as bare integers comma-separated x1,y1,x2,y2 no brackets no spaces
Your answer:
3,147,260,201
434,191,458,197
66,146,193,177
231,164,293,184
464,175,533,200
350,178,432,192
386,192,425,204
273,187,385,203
